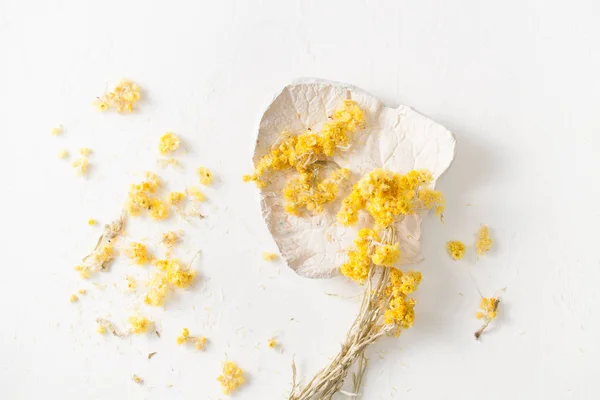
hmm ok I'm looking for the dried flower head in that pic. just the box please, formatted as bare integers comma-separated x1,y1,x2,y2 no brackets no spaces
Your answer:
262,252,277,261
126,242,152,265
217,361,245,395
187,186,206,202
447,241,466,260
128,315,153,335
132,375,143,384
72,157,89,175
69,294,78,302
51,125,63,136
158,132,180,154
197,167,213,185
475,225,492,256
268,338,277,348
79,148,92,157
57,149,69,159
88,219,97,226
475,297,500,339
167,191,186,205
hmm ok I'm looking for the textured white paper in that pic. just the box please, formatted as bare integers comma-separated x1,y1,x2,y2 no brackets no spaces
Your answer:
253,79,456,278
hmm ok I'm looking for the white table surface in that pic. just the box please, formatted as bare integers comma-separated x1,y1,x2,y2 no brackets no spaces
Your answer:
0,0,597,399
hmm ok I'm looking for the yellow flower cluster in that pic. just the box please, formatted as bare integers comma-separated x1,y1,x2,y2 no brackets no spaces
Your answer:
126,172,169,220
245,100,364,185
128,315,152,334
337,169,444,228
94,79,141,113
158,132,180,154
475,225,492,256
126,242,152,265
282,167,351,215
244,100,365,214
447,241,466,260
383,268,421,334
176,327,207,350
340,229,402,283
476,297,499,320
145,258,196,306
217,361,245,395
197,167,213,185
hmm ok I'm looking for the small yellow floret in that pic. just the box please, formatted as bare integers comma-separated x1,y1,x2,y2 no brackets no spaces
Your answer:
69,294,78,302
88,219,96,226
51,125,63,136
57,149,69,159
187,186,206,202
371,243,401,267
126,275,136,290
72,157,89,175
446,241,466,260
262,252,277,261
79,148,92,157
197,167,213,185
475,225,492,256
132,375,143,384
268,338,277,348
478,297,499,320
126,242,151,265
78,289,87,295
158,132,180,154
217,361,245,395
96,324,106,334
128,315,152,335
167,191,186,205
177,328,207,350
149,199,169,220
162,231,180,248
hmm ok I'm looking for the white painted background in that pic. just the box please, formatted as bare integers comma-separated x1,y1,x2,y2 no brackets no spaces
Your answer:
0,0,597,399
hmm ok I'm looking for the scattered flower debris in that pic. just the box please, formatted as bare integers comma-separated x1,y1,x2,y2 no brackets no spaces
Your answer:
197,167,213,185
94,79,141,113
176,328,207,350
262,252,278,261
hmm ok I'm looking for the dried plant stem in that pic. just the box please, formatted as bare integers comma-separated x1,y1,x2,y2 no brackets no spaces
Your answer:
290,266,392,400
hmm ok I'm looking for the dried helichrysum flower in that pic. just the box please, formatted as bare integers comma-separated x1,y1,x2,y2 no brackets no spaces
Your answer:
187,186,206,202
474,297,500,339
158,132,180,154
197,167,213,185
337,169,444,228
51,125,63,136
262,252,277,261
177,328,207,350
245,100,364,213
475,225,492,256
128,315,153,334
94,79,141,113
244,99,365,187
282,167,351,215
72,157,89,175
447,241,466,260
126,242,151,265
217,361,245,395
144,259,195,306
167,191,186,205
